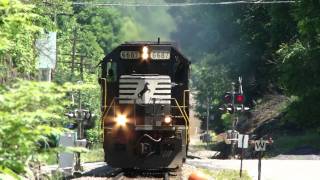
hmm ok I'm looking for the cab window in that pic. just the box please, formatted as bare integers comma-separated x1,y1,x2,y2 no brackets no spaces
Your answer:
106,61,117,82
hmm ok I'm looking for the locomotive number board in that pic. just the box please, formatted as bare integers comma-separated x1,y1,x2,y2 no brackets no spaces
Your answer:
120,51,140,59
120,50,170,60
150,50,170,60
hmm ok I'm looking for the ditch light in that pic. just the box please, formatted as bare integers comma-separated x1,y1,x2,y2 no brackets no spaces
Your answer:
115,114,127,126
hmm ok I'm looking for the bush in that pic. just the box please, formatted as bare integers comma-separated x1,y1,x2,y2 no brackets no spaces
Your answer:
0,81,70,178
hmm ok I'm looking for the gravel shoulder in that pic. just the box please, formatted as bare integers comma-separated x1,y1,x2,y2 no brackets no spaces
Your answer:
187,158,320,180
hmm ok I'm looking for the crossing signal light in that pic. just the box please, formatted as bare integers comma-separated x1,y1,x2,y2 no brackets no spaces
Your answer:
235,94,244,104
226,104,234,114
224,92,232,103
219,105,227,113
219,104,234,114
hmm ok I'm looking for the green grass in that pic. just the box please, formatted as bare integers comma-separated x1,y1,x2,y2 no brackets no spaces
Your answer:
191,131,219,150
191,142,219,152
201,168,252,180
38,149,58,165
267,132,320,156
81,144,104,163
37,144,104,165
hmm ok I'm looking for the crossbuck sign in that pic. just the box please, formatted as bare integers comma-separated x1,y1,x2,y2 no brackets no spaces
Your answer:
254,140,267,151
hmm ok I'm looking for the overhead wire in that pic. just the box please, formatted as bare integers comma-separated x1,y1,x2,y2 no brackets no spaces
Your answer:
72,1,296,7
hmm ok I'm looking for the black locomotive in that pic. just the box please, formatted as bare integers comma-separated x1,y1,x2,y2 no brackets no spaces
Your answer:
99,40,190,170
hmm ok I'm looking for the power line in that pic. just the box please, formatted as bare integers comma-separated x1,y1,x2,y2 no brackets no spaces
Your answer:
72,1,296,7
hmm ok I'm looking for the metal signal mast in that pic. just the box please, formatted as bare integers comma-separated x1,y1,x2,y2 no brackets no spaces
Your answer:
219,76,250,158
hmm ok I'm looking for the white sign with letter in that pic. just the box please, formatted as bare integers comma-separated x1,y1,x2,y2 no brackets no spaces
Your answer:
254,140,267,151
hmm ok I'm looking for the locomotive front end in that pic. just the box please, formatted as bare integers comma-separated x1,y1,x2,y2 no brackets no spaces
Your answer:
99,42,190,170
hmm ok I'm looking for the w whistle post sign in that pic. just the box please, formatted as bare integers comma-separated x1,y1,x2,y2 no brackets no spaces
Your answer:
254,140,267,151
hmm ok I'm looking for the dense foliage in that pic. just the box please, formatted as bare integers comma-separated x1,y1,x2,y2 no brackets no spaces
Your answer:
0,0,175,178
276,0,320,128
0,0,113,178
0,81,69,179
170,0,320,131
1,0,320,178
0,0,44,81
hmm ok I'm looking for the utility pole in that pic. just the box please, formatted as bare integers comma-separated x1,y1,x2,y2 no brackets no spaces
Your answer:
206,96,210,147
71,28,77,81
206,96,210,135
231,82,236,158
59,54,89,81
80,56,84,81
75,85,83,171
231,81,236,130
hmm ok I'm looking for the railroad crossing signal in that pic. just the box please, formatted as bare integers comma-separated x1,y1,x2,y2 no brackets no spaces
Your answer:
235,94,245,104
219,103,234,114
220,77,250,159
219,77,250,114
65,109,95,129
224,92,232,103
65,109,92,120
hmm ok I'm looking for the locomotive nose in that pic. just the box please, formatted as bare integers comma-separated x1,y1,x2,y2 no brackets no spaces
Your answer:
119,74,171,105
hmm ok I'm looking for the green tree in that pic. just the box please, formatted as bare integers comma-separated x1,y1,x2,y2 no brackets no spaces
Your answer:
192,55,231,132
0,0,42,81
0,0,74,82
169,2,298,132
0,81,70,178
276,0,320,129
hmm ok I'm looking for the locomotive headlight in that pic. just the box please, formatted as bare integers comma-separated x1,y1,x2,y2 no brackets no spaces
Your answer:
115,114,127,126
141,46,149,60
164,116,172,124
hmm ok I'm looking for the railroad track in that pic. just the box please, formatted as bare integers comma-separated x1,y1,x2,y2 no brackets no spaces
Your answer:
71,163,181,180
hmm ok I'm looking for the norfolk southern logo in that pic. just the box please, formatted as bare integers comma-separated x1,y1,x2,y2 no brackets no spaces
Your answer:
138,82,150,99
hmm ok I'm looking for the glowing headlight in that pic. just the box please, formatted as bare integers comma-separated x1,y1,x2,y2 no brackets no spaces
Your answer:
142,46,149,60
116,114,127,126
164,116,172,124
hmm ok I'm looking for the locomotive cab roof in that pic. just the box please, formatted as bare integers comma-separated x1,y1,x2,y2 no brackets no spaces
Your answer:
122,41,177,46
100,41,190,65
